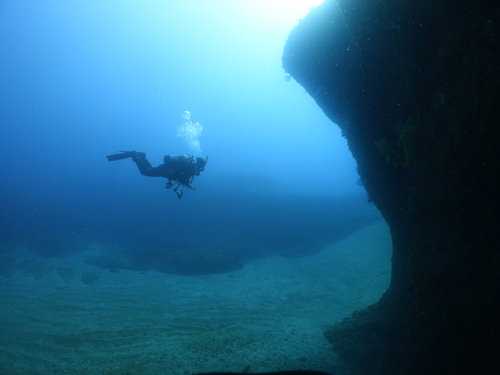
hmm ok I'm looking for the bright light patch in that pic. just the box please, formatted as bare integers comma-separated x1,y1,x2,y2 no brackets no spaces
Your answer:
286,0,325,19
239,0,325,30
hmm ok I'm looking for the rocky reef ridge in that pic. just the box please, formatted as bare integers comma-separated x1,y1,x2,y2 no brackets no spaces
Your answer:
283,0,500,374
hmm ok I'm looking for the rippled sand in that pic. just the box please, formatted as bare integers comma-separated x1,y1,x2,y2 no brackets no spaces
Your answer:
0,220,391,375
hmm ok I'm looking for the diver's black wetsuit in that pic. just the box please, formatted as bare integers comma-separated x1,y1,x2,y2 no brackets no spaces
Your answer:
132,153,197,186
106,151,207,198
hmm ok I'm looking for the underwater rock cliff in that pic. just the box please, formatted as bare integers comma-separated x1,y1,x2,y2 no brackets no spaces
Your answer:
283,0,500,374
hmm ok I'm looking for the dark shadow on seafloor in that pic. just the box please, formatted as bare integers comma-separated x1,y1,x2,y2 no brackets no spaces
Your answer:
0,187,382,276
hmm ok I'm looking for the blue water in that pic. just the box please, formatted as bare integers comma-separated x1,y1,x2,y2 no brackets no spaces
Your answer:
0,1,377,275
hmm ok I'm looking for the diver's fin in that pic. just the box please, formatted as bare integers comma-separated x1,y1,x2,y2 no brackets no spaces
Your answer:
106,151,136,162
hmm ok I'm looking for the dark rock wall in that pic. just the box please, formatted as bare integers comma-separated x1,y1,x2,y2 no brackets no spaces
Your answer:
283,0,500,374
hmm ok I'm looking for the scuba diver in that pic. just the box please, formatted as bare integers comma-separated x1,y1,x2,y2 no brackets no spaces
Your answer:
106,151,207,199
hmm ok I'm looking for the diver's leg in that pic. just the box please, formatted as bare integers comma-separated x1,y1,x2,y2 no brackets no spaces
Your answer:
131,152,150,174
131,152,164,177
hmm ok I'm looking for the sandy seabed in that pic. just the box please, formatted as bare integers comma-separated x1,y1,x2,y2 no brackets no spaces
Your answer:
0,220,391,375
